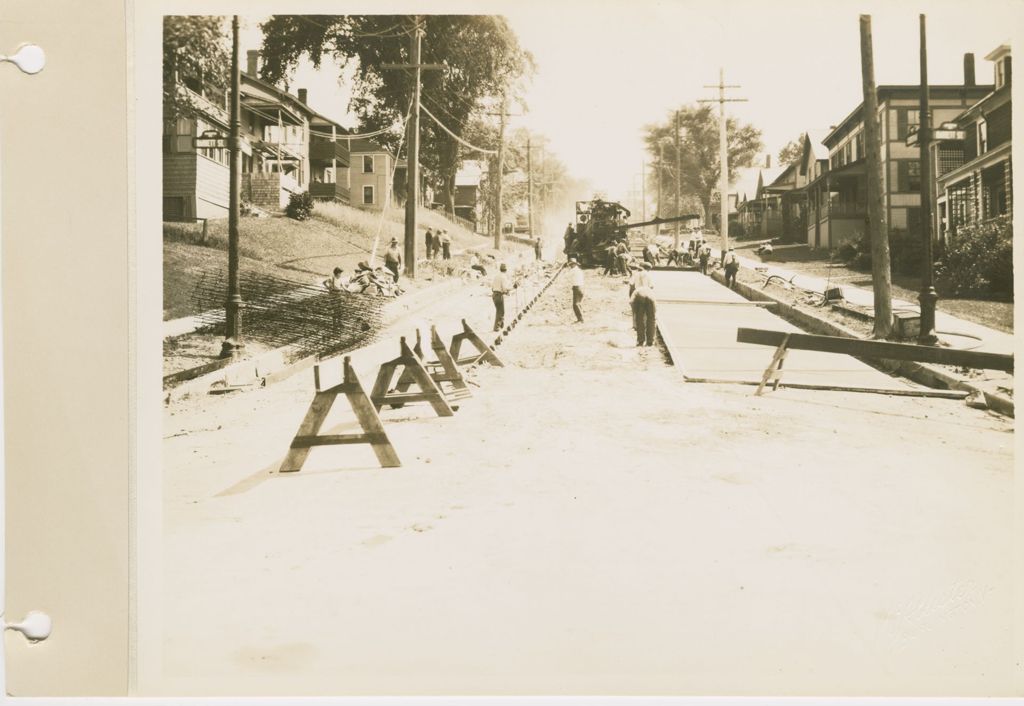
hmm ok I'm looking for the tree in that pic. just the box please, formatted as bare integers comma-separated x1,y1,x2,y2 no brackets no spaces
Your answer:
643,104,763,226
777,137,804,167
163,16,230,120
259,15,533,216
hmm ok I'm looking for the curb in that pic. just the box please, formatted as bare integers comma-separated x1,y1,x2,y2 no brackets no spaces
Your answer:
712,269,1014,417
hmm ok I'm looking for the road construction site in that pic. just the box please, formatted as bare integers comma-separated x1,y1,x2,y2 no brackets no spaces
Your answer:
160,262,1014,696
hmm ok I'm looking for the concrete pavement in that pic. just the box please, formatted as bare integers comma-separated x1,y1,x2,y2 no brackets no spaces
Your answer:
651,270,929,393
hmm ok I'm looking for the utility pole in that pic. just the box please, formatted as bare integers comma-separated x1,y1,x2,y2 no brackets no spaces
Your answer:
527,134,534,238
640,158,646,236
674,110,681,249
495,94,508,249
657,141,664,219
701,69,746,259
859,15,894,338
382,17,442,278
220,15,244,359
404,19,422,278
917,13,938,345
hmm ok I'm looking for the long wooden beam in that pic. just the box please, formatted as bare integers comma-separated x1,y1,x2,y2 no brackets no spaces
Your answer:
736,327,1013,372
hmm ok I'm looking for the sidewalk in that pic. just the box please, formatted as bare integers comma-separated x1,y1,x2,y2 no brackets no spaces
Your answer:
737,254,1015,356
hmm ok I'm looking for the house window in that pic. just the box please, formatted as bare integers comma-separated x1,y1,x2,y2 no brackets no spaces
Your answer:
363,185,374,204
363,155,374,173
977,119,988,154
907,160,921,192
843,142,852,165
854,133,864,161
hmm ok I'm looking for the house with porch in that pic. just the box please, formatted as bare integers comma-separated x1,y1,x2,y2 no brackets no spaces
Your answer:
163,50,316,220
735,166,786,238
762,133,825,242
305,89,352,205
933,45,1012,247
802,56,991,250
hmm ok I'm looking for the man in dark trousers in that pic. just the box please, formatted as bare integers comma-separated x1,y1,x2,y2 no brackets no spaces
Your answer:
629,262,657,346
723,247,739,289
384,238,403,282
568,258,584,323
424,228,434,260
491,263,511,331
534,238,543,261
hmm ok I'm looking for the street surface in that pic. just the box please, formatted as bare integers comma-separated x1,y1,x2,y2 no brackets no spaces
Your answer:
160,267,1014,696
653,270,929,390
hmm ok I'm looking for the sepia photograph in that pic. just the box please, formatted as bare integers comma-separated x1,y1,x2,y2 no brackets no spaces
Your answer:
4,0,1018,700
151,2,1018,697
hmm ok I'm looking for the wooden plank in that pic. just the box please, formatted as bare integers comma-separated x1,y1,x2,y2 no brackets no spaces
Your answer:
684,376,970,399
279,391,336,472
291,433,390,447
737,327,1013,372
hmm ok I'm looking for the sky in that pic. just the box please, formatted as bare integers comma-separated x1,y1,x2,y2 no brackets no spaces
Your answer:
236,0,1019,206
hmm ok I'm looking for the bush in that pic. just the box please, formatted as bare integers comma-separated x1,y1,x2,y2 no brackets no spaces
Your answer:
728,221,746,239
935,215,1013,297
286,191,315,221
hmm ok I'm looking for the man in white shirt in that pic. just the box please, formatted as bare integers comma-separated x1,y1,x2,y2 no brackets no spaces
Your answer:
469,252,487,277
568,258,585,323
491,263,511,331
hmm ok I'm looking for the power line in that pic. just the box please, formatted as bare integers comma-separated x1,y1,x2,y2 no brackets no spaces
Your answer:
420,103,497,155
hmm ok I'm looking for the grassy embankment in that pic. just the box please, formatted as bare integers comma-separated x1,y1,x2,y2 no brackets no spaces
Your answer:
164,202,511,321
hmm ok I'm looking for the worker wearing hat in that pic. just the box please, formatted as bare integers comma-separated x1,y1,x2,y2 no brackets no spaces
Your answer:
568,258,584,323
384,237,403,283
630,261,657,347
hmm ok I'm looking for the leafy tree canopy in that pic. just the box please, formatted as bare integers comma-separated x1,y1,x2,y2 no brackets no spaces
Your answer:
777,137,804,167
163,16,230,119
643,104,763,222
259,15,534,213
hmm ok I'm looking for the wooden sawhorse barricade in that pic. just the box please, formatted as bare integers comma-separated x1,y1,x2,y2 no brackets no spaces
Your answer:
388,327,474,411
370,335,456,416
449,318,504,367
737,327,1014,397
280,356,401,472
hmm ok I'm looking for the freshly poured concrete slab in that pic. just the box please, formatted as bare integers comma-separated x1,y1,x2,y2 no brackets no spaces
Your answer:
651,271,923,392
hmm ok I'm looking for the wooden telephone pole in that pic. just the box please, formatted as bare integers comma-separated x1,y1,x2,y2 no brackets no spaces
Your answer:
382,16,442,278
859,15,894,338
674,110,681,249
917,13,939,344
700,69,746,258
527,135,534,238
487,97,521,250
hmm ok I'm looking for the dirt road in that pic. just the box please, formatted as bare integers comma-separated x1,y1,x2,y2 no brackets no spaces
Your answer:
159,266,1015,696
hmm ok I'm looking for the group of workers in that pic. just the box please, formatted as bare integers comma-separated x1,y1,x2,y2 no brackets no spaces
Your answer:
423,227,453,261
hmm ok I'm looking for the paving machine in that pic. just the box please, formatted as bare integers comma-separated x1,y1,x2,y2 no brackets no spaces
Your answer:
566,198,700,268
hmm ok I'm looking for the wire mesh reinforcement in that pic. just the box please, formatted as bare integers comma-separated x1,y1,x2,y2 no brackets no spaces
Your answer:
191,268,387,359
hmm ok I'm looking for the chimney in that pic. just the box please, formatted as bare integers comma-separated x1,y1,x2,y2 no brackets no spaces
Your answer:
298,88,308,104
964,53,976,86
246,50,258,77
765,154,771,168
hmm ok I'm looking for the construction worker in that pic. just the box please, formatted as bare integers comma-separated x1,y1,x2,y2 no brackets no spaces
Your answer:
723,247,739,289
534,238,543,261
384,238,403,282
491,263,511,331
630,262,657,347
568,258,584,323
469,252,487,277
563,222,575,254
699,241,712,275
440,229,452,260
424,228,434,260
